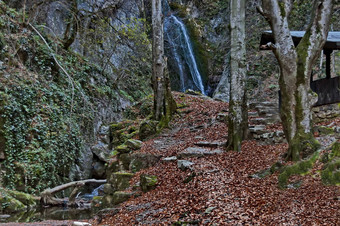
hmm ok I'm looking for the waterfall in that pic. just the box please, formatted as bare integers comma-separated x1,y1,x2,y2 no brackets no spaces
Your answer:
163,1,206,95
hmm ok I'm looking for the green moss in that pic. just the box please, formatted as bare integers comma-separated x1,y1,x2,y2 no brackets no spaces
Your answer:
321,142,340,185
140,174,158,192
278,151,320,189
108,171,134,191
7,190,36,207
278,2,286,17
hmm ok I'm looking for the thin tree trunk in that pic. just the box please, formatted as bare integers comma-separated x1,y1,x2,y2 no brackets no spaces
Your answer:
152,0,165,121
259,0,334,161
227,0,248,152
152,0,176,124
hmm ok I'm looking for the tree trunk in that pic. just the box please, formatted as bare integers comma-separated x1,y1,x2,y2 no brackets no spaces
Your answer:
40,179,106,206
260,0,334,161
152,0,176,123
227,0,248,152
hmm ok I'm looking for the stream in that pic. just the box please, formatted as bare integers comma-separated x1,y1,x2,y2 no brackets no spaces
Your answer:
1,185,105,223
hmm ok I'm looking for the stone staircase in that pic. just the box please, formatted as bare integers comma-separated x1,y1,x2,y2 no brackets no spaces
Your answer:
248,102,286,144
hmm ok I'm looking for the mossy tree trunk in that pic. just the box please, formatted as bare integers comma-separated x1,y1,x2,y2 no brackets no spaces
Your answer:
227,0,248,152
152,0,176,124
259,0,334,161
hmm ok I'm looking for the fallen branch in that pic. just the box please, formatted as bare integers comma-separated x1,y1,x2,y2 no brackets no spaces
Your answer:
40,179,106,207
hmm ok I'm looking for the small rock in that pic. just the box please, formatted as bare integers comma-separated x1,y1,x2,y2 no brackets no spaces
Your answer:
177,160,194,171
205,206,216,214
162,156,177,162
195,141,223,148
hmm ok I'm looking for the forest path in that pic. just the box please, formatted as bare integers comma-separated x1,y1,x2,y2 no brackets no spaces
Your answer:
93,92,339,225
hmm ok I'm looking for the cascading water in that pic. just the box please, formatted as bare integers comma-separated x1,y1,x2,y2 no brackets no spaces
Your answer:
163,1,206,95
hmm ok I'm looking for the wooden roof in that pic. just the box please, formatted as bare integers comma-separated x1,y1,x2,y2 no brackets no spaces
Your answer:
260,31,340,50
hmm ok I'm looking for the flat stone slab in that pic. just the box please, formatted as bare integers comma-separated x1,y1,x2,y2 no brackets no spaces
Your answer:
162,156,177,162
194,141,226,148
177,147,224,159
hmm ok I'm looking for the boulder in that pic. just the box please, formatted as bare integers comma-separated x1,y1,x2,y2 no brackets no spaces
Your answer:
6,190,36,208
116,144,130,154
129,153,161,172
92,160,106,179
102,191,134,207
108,172,134,191
139,120,158,141
92,142,111,162
125,139,143,150
140,174,158,192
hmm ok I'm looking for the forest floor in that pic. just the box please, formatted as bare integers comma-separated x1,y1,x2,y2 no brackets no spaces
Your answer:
3,93,338,226
91,92,340,225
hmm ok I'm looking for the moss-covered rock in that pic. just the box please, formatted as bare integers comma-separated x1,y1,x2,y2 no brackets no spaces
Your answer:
119,153,131,171
139,120,158,141
7,190,36,208
108,171,134,191
102,191,134,207
116,144,130,154
129,153,161,173
125,139,143,150
140,174,158,192
0,189,27,213
317,126,335,135
321,142,340,185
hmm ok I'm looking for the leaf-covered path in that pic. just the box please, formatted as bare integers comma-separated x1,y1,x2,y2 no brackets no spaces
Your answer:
93,93,339,225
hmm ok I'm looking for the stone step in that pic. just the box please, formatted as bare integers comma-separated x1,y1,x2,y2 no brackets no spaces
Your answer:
177,147,224,159
194,141,226,148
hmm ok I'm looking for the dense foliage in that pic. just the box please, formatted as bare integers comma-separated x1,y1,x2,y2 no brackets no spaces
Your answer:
0,1,152,194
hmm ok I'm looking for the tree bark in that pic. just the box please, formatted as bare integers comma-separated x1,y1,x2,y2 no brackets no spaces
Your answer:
152,0,176,124
227,0,248,152
260,0,334,161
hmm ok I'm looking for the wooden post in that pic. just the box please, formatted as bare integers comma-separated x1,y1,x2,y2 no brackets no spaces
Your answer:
324,49,333,79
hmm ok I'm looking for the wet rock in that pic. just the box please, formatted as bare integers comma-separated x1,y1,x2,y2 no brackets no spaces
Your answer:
177,160,194,171
140,174,158,192
139,120,158,140
177,147,223,159
108,172,134,191
162,156,177,162
125,139,143,150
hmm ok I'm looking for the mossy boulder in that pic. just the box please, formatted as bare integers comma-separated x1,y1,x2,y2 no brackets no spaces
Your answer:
321,142,340,185
108,171,134,191
0,189,28,213
106,160,119,174
119,153,131,171
139,120,158,141
129,153,161,173
317,126,335,135
102,191,134,207
7,190,36,208
116,144,130,154
140,174,158,192
125,139,143,150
